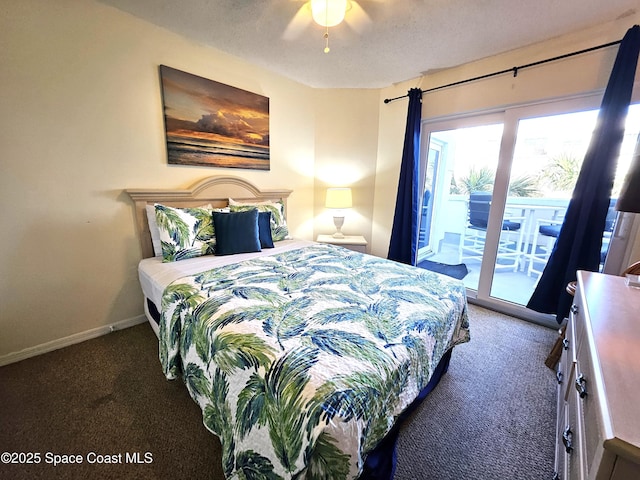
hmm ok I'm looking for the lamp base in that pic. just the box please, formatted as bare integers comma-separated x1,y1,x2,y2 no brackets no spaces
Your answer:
332,215,345,238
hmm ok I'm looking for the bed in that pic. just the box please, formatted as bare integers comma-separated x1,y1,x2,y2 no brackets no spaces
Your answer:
126,175,470,480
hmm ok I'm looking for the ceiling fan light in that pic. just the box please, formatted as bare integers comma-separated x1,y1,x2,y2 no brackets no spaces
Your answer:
311,0,348,27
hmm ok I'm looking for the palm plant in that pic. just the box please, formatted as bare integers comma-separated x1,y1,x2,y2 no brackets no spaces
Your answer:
508,174,539,197
454,167,539,197
455,166,495,195
541,152,580,192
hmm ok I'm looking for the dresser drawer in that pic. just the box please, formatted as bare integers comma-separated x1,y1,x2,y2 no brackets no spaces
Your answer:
559,318,576,409
566,382,585,479
555,271,640,480
555,402,568,480
563,316,576,383
554,317,577,480
575,338,605,478
569,302,583,362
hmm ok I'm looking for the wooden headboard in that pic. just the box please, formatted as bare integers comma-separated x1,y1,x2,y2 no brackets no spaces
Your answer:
126,175,292,259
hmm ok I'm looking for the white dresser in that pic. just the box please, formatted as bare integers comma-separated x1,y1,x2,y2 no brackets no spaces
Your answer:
554,271,640,480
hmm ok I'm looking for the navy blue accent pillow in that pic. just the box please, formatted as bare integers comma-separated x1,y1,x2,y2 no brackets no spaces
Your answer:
258,211,274,248
212,209,261,255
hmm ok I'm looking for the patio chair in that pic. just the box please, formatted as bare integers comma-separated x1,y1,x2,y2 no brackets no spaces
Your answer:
527,218,562,278
527,198,616,278
459,192,525,271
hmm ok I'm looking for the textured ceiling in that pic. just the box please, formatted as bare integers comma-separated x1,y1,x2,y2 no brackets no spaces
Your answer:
96,0,638,88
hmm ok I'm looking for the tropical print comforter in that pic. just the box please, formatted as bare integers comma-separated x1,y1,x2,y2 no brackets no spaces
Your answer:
159,243,470,480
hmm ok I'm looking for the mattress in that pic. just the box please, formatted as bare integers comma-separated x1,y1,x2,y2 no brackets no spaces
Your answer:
139,239,314,309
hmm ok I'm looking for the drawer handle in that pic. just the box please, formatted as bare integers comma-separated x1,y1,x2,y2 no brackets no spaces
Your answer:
556,370,563,384
575,374,588,398
562,425,574,454
570,304,579,315
562,338,569,350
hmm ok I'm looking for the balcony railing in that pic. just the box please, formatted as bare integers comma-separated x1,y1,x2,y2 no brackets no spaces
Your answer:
421,195,572,306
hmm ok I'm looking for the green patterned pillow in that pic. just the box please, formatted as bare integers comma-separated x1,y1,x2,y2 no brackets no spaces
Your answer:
228,198,290,241
154,204,216,262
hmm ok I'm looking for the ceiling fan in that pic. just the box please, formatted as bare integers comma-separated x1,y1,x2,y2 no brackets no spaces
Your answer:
283,0,378,52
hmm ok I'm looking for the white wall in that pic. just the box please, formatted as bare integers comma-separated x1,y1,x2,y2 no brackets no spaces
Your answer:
0,0,378,361
372,13,640,258
313,89,380,246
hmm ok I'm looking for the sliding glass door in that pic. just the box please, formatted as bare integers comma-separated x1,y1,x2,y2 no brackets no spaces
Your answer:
418,117,504,292
416,142,440,260
419,96,640,325
489,108,598,305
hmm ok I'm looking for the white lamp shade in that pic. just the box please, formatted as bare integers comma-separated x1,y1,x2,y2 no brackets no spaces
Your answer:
325,187,353,209
311,0,348,27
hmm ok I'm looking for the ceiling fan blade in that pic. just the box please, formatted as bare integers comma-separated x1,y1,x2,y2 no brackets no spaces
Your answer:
282,3,312,40
345,1,372,34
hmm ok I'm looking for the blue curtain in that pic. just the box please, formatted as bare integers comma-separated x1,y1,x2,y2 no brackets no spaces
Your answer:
527,25,640,322
388,88,422,265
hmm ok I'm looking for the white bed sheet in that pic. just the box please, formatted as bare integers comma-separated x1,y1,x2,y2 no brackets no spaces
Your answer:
138,239,315,309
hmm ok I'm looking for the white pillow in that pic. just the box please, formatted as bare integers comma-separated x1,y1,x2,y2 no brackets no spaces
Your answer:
154,204,216,262
146,204,163,257
146,203,222,259
228,198,290,241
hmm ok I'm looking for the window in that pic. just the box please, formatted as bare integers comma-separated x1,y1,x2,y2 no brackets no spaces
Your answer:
419,95,640,325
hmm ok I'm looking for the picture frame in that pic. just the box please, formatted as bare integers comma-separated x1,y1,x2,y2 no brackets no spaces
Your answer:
159,65,270,170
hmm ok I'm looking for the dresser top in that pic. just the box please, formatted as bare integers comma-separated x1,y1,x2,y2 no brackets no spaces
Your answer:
577,271,640,457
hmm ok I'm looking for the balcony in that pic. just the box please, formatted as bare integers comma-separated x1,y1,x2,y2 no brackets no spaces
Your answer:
420,195,576,306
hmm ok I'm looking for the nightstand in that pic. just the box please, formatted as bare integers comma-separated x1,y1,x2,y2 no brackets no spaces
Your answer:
316,234,368,253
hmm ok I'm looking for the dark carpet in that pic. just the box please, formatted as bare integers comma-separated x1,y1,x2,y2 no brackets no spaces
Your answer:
395,305,557,479
418,259,469,279
0,305,556,480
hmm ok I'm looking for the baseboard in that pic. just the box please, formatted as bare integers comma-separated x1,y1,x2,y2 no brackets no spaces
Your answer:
0,314,147,367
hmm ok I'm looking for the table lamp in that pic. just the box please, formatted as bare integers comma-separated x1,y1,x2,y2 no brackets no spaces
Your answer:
325,187,352,238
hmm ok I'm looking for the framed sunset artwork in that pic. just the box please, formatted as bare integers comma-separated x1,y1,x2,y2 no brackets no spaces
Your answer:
159,65,270,170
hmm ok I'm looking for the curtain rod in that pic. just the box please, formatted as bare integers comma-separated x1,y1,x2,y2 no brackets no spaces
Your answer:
383,38,624,104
